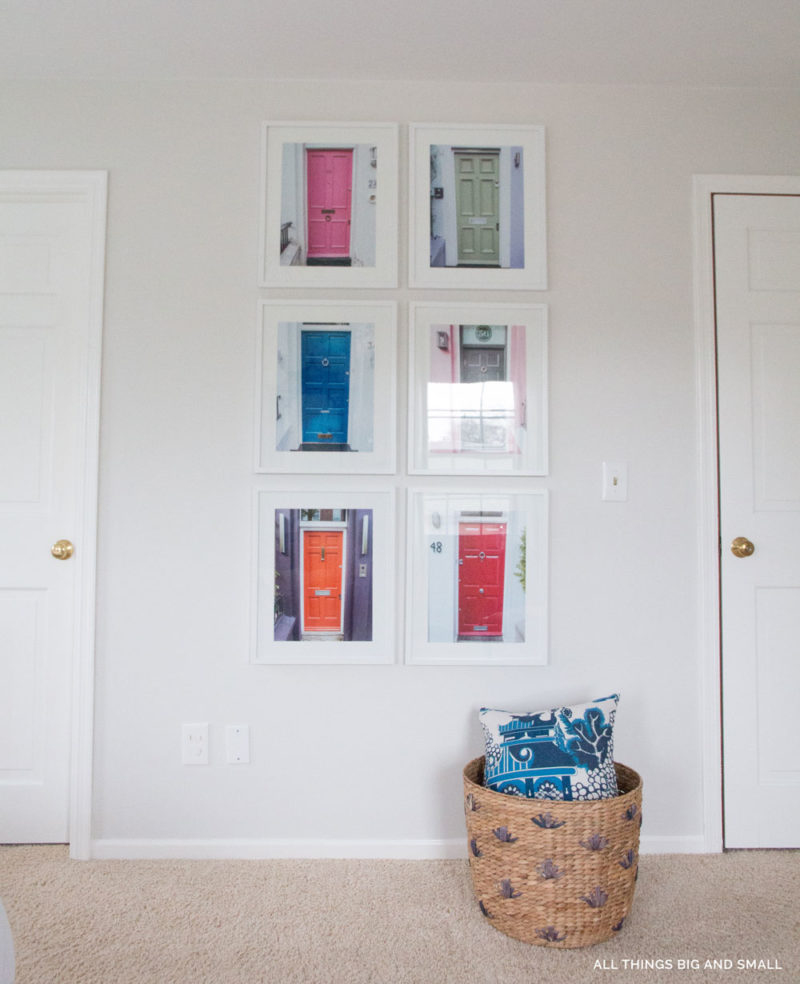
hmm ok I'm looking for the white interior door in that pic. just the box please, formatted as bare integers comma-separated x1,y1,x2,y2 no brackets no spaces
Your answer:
715,191,800,848
0,172,105,845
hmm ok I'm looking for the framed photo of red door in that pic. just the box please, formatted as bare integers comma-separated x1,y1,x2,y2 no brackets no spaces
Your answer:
405,489,548,665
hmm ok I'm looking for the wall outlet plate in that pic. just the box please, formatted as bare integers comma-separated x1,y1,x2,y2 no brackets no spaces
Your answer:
226,724,250,764
181,722,209,765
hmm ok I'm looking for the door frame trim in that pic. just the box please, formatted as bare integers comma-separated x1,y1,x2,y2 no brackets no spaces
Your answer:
692,173,800,853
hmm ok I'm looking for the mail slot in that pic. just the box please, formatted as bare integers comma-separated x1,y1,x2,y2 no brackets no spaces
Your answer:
317,433,333,440
473,625,489,632
315,589,331,597
321,209,335,214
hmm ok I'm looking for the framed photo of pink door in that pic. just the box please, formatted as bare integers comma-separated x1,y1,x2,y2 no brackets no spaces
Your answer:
261,122,399,288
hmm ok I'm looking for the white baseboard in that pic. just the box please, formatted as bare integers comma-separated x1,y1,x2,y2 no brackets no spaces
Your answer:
90,838,468,860
640,834,710,854
91,833,713,860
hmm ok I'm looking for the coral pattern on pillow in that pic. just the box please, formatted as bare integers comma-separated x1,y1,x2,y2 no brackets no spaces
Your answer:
479,694,619,801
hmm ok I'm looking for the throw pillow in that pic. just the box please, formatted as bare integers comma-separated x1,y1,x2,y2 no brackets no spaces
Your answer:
479,694,619,801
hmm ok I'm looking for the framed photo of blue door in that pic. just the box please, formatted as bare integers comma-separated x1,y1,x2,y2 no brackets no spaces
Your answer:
301,329,351,448
256,300,397,474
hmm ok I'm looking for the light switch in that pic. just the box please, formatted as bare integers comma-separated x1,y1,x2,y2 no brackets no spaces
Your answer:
602,461,628,501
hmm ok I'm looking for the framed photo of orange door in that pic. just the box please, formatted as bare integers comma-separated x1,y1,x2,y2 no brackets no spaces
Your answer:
260,122,399,288
252,488,396,664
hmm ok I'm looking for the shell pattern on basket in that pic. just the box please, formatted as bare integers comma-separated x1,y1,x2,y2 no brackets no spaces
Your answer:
463,757,643,949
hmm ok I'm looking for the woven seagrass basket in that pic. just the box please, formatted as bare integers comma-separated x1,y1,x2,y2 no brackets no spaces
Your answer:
463,756,642,949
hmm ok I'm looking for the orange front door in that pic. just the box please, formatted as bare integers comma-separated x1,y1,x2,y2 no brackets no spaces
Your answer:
303,530,343,632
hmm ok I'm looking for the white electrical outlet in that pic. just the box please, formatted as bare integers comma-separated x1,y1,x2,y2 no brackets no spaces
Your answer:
226,724,250,764
181,722,209,765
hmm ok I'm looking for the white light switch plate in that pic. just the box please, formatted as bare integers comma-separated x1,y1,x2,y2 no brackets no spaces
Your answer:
226,724,250,764
602,461,628,501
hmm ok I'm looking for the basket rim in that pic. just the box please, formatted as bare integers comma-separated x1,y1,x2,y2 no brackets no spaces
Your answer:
463,755,641,802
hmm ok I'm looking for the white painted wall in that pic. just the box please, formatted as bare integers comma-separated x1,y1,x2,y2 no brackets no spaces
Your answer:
1,78,799,856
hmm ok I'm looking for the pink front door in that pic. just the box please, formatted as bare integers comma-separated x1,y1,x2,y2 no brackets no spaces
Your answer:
306,149,352,259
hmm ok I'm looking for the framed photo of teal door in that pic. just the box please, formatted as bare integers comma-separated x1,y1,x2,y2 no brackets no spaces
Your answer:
256,300,397,474
408,123,547,290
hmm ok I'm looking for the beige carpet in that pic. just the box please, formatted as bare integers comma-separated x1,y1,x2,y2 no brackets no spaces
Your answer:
0,846,798,983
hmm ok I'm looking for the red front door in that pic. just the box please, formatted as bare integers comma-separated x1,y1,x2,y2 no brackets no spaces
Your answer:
458,521,506,638
306,149,352,260
303,530,343,632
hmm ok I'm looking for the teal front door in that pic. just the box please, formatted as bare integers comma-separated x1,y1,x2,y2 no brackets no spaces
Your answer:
301,329,351,445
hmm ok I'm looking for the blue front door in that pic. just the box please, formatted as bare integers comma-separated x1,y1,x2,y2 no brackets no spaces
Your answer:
301,330,351,444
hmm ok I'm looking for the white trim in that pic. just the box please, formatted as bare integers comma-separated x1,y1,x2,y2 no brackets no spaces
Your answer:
91,833,705,860
692,173,800,855
91,838,469,860
639,835,708,855
69,170,107,860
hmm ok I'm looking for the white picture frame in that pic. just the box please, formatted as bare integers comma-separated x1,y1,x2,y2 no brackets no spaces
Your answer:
252,488,396,664
255,300,397,475
261,121,399,288
409,123,547,290
405,488,548,665
408,302,548,475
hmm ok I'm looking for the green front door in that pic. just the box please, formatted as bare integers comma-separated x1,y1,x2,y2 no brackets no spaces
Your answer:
454,150,500,266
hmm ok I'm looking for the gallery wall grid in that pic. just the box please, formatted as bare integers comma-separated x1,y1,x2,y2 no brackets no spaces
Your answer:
253,120,550,666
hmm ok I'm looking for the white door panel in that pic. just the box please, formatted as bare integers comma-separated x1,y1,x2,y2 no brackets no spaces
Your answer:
715,193,800,848
0,173,105,844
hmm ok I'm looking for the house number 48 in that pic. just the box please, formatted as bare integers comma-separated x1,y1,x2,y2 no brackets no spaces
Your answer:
429,541,444,553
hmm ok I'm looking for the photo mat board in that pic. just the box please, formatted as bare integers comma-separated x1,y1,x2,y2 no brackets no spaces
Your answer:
253,489,396,664
261,122,399,288
409,123,547,290
406,489,548,665
256,300,397,475
408,302,548,475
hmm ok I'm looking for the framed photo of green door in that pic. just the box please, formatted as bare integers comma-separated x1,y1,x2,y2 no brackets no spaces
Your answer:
409,124,547,290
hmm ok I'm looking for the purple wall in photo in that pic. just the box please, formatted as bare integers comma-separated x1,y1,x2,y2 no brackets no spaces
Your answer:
345,508,373,642
274,508,300,640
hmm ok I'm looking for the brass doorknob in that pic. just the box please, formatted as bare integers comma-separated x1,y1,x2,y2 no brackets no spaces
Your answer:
51,539,74,560
730,537,755,558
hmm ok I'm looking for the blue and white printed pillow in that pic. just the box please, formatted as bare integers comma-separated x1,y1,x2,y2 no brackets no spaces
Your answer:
479,694,619,801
